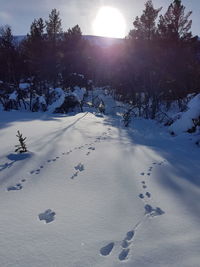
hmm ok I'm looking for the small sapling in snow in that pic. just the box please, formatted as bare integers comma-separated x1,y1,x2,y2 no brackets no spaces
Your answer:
15,130,28,153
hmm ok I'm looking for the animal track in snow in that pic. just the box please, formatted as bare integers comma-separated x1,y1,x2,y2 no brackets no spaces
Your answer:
146,192,151,198
38,209,56,223
140,172,145,176
100,203,164,261
70,163,85,179
117,230,134,261
142,185,147,189
74,163,84,172
6,131,109,191
118,248,130,261
70,172,79,179
100,242,114,256
88,146,95,151
144,204,165,217
139,193,144,199
121,239,130,248
125,230,134,241
7,183,23,191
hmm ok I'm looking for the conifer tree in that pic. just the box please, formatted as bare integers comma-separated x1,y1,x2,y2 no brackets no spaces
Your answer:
46,9,62,42
129,0,162,41
0,25,16,83
158,0,192,42
24,18,46,80
15,130,27,153
45,9,62,86
61,24,85,81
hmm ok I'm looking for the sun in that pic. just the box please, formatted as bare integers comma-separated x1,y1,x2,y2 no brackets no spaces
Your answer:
92,6,126,38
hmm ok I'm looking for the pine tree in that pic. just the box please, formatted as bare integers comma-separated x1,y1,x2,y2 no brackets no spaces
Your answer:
158,0,192,42
61,24,84,81
128,0,162,41
45,9,62,86
15,130,27,153
24,18,46,79
125,1,163,116
46,9,62,42
0,25,16,83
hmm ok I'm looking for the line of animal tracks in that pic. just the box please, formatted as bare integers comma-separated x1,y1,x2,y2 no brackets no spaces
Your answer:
100,160,166,262
4,113,167,263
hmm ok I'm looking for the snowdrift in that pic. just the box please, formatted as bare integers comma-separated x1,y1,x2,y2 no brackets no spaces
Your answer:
168,93,200,135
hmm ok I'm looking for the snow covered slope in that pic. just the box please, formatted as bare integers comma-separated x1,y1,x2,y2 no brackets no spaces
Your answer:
0,110,200,267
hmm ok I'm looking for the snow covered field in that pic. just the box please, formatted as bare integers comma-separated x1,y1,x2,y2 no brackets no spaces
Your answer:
0,110,200,267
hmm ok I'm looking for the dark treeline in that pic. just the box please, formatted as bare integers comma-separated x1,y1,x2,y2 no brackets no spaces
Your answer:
0,0,200,116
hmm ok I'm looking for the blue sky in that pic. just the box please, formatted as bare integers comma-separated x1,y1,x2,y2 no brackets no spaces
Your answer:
0,0,199,36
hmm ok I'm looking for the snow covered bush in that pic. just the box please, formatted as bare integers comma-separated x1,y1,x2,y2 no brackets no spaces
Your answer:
168,94,200,134
48,86,86,113
31,95,47,112
54,95,81,113
47,88,66,113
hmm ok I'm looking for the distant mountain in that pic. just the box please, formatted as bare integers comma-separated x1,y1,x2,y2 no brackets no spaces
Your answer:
83,35,124,47
14,35,26,43
14,35,124,47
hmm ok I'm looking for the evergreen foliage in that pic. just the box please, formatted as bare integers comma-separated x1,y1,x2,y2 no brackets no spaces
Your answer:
158,0,192,41
15,130,28,153
0,2,199,117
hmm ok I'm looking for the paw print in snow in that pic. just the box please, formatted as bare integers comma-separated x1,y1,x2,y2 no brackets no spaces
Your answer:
38,209,56,223
74,163,84,172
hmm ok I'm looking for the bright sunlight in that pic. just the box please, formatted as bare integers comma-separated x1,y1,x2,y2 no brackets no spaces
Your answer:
92,6,126,38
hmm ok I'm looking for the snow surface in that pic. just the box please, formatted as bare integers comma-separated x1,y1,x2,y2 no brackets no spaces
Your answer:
38,96,46,105
19,83,30,90
9,91,18,100
169,93,200,134
73,86,86,102
47,87,86,113
47,88,66,113
0,104,200,266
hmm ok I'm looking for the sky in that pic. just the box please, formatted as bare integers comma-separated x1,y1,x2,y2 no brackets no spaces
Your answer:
0,0,199,37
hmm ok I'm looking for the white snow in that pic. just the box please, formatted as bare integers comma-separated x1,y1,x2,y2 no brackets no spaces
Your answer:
19,83,30,90
38,95,46,105
47,87,65,113
73,86,86,102
0,96,200,267
169,93,200,134
9,90,18,100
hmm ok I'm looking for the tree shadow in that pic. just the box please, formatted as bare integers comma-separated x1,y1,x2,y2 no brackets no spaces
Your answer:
102,115,200,188
0,152,32,172
0,110,70,130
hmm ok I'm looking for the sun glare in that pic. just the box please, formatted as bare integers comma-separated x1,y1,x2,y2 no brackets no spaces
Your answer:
92,6,126,38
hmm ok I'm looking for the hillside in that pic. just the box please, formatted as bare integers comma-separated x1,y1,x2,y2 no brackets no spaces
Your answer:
14,35,124,47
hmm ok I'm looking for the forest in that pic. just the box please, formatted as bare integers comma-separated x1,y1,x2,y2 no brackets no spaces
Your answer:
0,0,200,119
